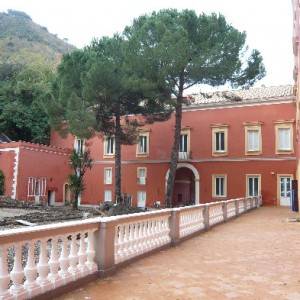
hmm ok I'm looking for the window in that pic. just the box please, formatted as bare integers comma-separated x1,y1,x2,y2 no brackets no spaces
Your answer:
74,137,84,154
27,177,47,197
104,168,112,185
104,136,115,156
179,134,188,152
246,175,261,197
137,167,147,185
137,191,146,208
245,125,262,154
104,190,112,202
212,175,227,197
275,122,293,153
211,126,228,155
136,132,149,156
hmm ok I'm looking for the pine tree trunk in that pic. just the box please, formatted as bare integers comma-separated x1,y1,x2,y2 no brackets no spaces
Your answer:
115,113,122,203
165,83,184,208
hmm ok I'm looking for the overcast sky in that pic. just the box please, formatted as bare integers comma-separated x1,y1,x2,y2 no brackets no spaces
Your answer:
0,0,294,89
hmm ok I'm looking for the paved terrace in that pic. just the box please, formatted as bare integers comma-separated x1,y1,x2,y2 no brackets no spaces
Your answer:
60,207,300,300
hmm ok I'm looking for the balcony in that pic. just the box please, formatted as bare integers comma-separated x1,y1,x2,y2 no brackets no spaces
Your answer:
178,151,191,160
0,196,261,299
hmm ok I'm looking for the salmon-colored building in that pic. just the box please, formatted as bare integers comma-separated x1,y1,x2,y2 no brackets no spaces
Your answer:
1,85,296,208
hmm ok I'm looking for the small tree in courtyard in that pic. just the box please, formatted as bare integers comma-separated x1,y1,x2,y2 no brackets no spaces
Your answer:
124,9,266,207
68,149,92,209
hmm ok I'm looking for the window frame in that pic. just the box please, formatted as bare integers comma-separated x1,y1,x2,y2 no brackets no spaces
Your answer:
136,132,150,157
212,174,227,198
211,125,228,156
103,136,115,157
104,190,112,202
246,174,261,197
137,167,147,185
104,167,113,185
244,124,262,155
74,137,85,154
137,191,147,208
275,122,294,154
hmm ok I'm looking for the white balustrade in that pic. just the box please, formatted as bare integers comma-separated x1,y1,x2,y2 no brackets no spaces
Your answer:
209,203,224,226
226,201,236,218
0,219,100,299
114,213,171,264
179,206,205,238
0,196,261,299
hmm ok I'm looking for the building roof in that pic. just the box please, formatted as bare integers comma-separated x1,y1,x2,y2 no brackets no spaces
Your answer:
188,85,294,107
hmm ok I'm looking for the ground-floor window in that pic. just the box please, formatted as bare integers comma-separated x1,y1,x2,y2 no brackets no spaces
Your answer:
104,190,112,202
27,177,47,197
246,175,261,197
137,167,147,185
137,191,146,208
212,175,227,197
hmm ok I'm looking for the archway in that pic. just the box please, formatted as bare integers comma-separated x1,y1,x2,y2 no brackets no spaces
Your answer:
165,163,200,206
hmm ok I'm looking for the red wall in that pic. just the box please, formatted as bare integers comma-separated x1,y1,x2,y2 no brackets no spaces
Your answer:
0,149,15,197
50,101,296,207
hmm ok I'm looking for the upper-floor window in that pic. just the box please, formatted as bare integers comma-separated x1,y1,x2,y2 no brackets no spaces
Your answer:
104,167,112,185
136,132,149,156
137,167,147,185
246,175,261,197
104,136,115,156
212,174,227,198
179,129,190,160
245,124,262,154
211,125,228,156
275,122,294,153
74,137,84,154
179,133,188,152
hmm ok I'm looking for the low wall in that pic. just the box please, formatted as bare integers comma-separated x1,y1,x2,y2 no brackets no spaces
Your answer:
0,196,262,299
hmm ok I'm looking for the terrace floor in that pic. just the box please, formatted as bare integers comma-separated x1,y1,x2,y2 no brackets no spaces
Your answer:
59,207,300,300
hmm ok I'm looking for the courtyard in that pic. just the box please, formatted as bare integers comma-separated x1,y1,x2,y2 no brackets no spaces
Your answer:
59,207,300,300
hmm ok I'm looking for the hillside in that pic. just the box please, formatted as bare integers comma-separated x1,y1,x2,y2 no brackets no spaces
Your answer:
0,9,75,66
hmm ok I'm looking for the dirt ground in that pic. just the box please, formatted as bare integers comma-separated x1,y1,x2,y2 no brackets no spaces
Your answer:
59,207,300,300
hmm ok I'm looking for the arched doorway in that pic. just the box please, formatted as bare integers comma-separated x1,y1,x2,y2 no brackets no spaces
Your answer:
165,163,200,206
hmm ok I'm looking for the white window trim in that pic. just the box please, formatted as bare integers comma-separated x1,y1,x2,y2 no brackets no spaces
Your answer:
137,167,147,185
104,167,113,185
211,125,228,156
246,174,261,197
136,132,150,156
275,123,294,154
244,125,262,155
103,136,115,157
74,137,85,154
137,191,147,208
212,174,227,198
104,190,112,202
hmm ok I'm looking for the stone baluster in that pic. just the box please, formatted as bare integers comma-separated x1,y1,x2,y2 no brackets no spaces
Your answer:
86,230,97,272
24,240,40,298
37,239,51,292
0,244,11,300
10,243,27,298
68,234,79,279
48,237,60,288
78,232,88,276
58,236,70,283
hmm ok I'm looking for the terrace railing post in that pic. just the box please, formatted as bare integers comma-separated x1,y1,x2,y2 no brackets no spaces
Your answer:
235,199,239,216
203,204,210,229
222,201,227,222
169,208,181,245
243,198,247,212
94,219,116,276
